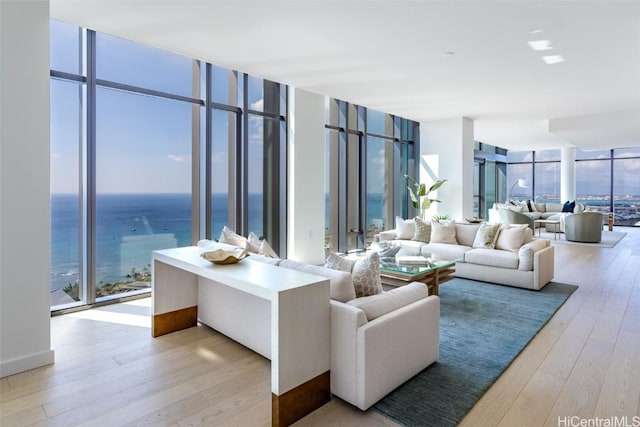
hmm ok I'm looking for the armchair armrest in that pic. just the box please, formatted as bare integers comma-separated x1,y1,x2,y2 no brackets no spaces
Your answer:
330,300,367,406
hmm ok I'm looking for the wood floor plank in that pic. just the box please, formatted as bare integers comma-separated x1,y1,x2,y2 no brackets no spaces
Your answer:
593,331,640,418
536,308,600,380
543,337,615,426
497,371,565,427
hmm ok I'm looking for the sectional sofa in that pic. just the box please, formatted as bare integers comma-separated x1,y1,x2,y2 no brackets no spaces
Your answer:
377,220,555,290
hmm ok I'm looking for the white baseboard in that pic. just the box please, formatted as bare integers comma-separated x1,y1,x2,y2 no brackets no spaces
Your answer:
0,349,55,378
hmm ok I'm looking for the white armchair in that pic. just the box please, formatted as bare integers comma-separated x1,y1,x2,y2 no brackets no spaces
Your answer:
329,282,440,410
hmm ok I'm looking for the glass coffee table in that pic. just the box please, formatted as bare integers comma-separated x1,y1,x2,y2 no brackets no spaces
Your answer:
379,256,459,296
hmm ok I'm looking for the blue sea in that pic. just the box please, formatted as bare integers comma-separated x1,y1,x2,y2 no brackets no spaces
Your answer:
50,193,261,291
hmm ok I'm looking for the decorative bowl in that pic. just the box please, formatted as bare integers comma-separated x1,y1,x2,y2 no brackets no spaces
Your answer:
465,217,484,223
201,248,249,265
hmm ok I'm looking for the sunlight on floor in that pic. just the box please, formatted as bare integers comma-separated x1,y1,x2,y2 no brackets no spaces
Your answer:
64,298,152,328
66,309,150,328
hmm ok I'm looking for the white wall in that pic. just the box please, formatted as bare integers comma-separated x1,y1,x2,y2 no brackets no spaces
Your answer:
0,0,54,377
420,117,474,221
287,88,326,264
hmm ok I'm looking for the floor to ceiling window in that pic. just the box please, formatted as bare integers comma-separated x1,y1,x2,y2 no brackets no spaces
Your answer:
507,148,639,226
473,142,507,219
50,20,287,310
324,98,418,253
613,148,640,226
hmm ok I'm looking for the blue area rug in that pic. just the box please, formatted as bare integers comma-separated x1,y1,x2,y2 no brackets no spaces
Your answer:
373,278,578,427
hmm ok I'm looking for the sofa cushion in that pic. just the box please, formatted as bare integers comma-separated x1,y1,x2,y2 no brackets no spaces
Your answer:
412,217,431,243
454,222,481,247
546,203,564,213
518,239,549,271
280,259,357,302
472,223,501,249
395,216,416,240
534,202,546,212
378,229,398,241
495,224,528,253
430,220,457,244
522,211,542,220
246,253,283,265
421,243,470,260
347,282,427,321
464,248,519,269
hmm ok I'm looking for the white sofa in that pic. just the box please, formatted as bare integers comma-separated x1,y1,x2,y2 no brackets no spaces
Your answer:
196,239,440,410
378,221,555,290
489,201,587,231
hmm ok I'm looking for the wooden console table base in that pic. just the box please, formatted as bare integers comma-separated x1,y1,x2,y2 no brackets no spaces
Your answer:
151,247,330,427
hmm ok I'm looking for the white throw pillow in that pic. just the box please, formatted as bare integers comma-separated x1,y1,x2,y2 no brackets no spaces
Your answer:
218,226,247,247
518,239,548,271
430,220,457,244
395,216,416,240
472,223,501,249
495,224,528,253
246,232,279,258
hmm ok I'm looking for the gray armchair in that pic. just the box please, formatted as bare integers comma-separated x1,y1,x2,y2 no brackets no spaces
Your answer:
498,208,535,231
564,212,602,243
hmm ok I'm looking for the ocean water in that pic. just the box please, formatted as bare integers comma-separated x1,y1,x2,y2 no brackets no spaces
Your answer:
50,193,260,291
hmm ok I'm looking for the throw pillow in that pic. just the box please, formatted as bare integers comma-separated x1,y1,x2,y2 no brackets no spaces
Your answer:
495,224,528,253
430,220,457,244
245,232,261,254
472,223,501,249
351,251,383,298
395,216,416,240
526,200,537,212
325,252,356,273
260,238,279,258
562,200,576,213
412,217,431,243
507,204,524,213
218,226,247,247
245,232,279,258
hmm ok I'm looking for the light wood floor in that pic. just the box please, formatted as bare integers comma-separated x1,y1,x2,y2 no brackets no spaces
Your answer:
1,227,639,426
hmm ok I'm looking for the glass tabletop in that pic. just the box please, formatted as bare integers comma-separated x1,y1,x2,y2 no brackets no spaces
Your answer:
379,256,457,275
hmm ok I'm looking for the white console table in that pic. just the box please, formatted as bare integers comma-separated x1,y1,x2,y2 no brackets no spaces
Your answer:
151,246,330,426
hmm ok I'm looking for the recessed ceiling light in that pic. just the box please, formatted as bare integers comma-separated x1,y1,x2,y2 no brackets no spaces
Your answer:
542,55,565,64
530,29,542,34
528,40,553,51
441,51,455,58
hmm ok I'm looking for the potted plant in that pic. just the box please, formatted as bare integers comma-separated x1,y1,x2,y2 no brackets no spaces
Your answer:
405,175,447,221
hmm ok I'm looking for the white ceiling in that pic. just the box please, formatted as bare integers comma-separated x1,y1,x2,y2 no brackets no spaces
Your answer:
50,0,640,151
